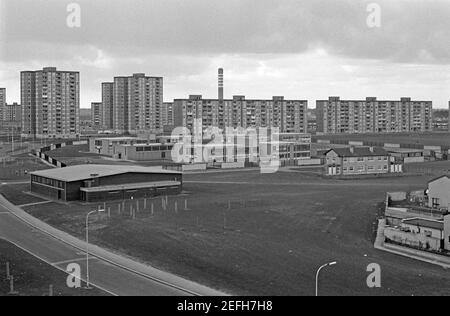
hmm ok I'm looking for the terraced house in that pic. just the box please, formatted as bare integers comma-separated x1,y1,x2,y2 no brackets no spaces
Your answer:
325,147,394,176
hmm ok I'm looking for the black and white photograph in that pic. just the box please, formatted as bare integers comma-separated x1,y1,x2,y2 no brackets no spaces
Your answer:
1,0,450,302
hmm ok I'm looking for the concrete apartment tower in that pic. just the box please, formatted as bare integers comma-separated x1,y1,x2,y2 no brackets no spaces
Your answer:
91,102,103,127
113,74,163,134
101,82,114,130
0,88,5,121
21,67,80,139
448,101,450,132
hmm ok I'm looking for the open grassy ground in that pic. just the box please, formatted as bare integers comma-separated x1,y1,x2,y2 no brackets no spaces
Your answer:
0,183,45,206
19,163,450,296
0,239,107,296
314,132,450,148
0,157,49,181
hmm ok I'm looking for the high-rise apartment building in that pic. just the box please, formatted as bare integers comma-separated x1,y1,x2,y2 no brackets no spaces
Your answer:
0,88,6,121
112,74,163,134
173,95,308,133
316,97,432,134
21,67,80,138
162,102,174,127
101,82,114,129
91,102,102,127
4,103,22,122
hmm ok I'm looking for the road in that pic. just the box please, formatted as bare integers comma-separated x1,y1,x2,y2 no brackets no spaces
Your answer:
0,195,226,296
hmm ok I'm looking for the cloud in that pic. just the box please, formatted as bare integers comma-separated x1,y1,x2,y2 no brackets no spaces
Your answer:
1,0,450,108
1,0,450,63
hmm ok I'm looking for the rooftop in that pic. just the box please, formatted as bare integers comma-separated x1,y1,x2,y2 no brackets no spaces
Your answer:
95,137,139,141
385,148,424,153
428,175,450,184
327,147,388,157
31,164,181,182
402,218,444,231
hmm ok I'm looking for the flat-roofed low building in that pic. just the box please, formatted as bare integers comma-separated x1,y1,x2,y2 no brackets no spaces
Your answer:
384,217,446,252
386,148,425,164
30,164,182,202
89,137,148,156
113,143,174,161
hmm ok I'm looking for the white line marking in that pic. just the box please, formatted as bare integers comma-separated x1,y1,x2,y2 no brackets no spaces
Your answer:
52,257,97,266
0,237,117,296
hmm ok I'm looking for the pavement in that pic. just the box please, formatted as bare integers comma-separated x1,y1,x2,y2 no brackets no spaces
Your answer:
0,195,228,296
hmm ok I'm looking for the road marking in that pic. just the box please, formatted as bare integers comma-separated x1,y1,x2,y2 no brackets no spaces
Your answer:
52,257,97,266
0,212,10,215
0,197,219,296
0,237,117,296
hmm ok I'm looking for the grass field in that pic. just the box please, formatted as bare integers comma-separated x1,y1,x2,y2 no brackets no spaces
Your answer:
0,239,107,296
314,132,450,148
0,157,49,181
0,183,45,206
19,164,450,296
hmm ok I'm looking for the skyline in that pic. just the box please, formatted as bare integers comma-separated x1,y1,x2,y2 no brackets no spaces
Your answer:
1,0,450,108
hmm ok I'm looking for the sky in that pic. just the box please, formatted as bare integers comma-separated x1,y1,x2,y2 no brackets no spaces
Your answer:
0,0,450,108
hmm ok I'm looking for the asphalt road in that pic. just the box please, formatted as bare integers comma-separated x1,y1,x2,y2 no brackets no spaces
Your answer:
0,197,225,296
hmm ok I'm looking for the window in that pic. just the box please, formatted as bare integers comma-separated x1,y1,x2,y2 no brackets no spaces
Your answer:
432,198,440,208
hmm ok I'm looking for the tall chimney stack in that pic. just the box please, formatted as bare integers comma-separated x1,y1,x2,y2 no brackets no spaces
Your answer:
218,68,224,101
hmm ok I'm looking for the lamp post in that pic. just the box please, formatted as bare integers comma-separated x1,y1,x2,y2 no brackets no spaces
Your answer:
315,261,337,297
85,209,104,289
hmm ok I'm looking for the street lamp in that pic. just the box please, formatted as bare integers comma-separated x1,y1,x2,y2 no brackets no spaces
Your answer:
85,209,105,289
315,261,337,297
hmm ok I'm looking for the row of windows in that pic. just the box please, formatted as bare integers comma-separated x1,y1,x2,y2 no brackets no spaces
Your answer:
342,156,388,162
32,175,64,189
344,165,388,172
136,145,173,152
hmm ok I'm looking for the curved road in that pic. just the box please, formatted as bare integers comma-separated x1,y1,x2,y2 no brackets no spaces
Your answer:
0,195,226,296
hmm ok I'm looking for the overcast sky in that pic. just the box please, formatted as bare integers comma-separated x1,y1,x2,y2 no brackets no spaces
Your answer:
1,0,450,108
